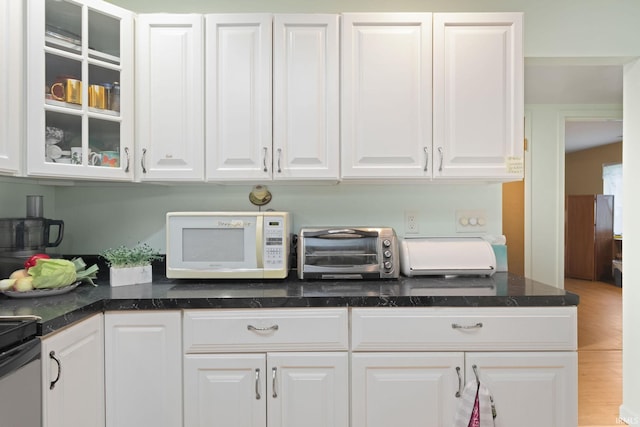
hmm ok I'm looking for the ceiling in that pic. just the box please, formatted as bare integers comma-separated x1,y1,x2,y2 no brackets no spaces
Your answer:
524,62,624,152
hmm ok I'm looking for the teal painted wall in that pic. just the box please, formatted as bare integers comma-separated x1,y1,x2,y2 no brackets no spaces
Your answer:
4,0,638,254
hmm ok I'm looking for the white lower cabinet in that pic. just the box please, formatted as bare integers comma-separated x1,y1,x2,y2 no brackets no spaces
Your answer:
351,307,578,427
466,352,577,427
104,311,182,427
183,308,349,427
184,352,348,427
42,313,104,427
351,352,463,427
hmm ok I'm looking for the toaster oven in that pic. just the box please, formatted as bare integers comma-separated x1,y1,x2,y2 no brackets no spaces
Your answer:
297,227,399,279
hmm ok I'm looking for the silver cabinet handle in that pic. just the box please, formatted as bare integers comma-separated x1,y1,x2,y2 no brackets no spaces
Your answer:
141,148,147,173
49,351,61,390
272,367,278,398
451,322,483,329
124,147,130,173
255,368,261,400
472,364,480,384
277,148,282,173
455,366,462,397
262,147,268,172
423,147,429,172
247,324,279,332
438,147,444,172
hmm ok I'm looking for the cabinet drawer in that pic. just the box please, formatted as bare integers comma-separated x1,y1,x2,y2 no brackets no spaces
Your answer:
352,307,577,351
184,308,348,353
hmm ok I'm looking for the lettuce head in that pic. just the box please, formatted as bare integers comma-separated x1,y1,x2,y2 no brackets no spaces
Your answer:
28,258,77,289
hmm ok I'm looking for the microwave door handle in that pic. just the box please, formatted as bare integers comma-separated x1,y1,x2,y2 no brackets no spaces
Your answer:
304,229,378,238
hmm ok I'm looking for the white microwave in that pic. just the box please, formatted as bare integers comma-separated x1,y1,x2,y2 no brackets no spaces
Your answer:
166,212,291,279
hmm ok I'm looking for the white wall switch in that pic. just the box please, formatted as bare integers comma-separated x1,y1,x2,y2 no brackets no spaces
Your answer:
455,209,487,233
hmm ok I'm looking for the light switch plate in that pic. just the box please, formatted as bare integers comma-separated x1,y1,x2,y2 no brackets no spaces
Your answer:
455,210,487,233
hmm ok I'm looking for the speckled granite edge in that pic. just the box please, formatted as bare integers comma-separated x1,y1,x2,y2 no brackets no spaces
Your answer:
0,272,580,336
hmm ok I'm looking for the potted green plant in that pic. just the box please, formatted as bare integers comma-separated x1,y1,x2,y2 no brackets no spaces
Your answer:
100,243,163,287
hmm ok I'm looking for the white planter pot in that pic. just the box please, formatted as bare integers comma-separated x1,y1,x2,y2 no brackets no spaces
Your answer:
109,265,152,287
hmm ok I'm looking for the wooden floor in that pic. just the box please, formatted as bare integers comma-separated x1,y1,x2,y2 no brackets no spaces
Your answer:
564,278,623,427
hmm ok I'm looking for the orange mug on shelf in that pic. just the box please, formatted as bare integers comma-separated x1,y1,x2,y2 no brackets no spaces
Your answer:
89,84,106,109
50,78,82,104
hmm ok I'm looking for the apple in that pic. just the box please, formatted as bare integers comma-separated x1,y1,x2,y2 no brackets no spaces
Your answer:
0,278,16,291
9,269,29,280
13,276,34,292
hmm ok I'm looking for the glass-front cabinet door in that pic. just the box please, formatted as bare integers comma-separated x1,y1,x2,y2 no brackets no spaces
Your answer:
27,0,133,180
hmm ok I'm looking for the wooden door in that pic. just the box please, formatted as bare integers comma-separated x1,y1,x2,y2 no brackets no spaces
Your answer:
565,195,596,280
594,194,614,281
565,194,614,281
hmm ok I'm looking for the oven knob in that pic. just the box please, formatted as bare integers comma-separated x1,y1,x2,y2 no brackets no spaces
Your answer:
384,250,392,258
383,239,391,247
383,261,393,270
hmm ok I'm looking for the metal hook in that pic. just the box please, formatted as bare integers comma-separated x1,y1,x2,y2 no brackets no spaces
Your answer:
472,364,480,385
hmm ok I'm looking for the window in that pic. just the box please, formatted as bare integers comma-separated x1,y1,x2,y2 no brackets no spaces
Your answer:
603,163,622,235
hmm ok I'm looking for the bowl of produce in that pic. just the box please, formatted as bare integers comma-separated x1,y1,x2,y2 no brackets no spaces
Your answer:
0,255,98,298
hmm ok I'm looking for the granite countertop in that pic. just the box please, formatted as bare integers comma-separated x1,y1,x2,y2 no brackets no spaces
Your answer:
0,270,578,336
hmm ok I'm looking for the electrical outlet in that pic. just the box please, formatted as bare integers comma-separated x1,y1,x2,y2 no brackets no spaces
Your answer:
405,211,419,234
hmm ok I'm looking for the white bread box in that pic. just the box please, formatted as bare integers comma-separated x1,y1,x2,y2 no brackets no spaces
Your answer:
400,237,497,277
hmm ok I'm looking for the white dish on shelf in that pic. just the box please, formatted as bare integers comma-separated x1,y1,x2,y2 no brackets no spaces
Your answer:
88,49,121,65
45,98,82,110
46,145,70,159
1,281,81,299
88,107,120,117
45,36,81,52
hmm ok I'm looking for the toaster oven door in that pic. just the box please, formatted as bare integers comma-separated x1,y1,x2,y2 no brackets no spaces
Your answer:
301,229,380,278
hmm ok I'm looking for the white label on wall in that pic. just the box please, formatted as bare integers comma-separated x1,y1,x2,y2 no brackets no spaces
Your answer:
506,156,524,174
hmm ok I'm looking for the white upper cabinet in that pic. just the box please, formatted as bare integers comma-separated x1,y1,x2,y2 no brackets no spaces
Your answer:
0,0,23,176
272,14,340,181
205,14,272,181
136,13,204,181
206,14,340,182
433,13,524,180
341,13,433,179
26,0,134,180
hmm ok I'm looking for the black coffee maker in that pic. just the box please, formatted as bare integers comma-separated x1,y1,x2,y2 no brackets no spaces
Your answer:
0,196,64,277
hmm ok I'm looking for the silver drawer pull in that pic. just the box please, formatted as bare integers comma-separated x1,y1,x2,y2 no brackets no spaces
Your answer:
451,322,483,330
272,367,278,398
455,366,462,397
247,324,279,332
255,368,261,400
